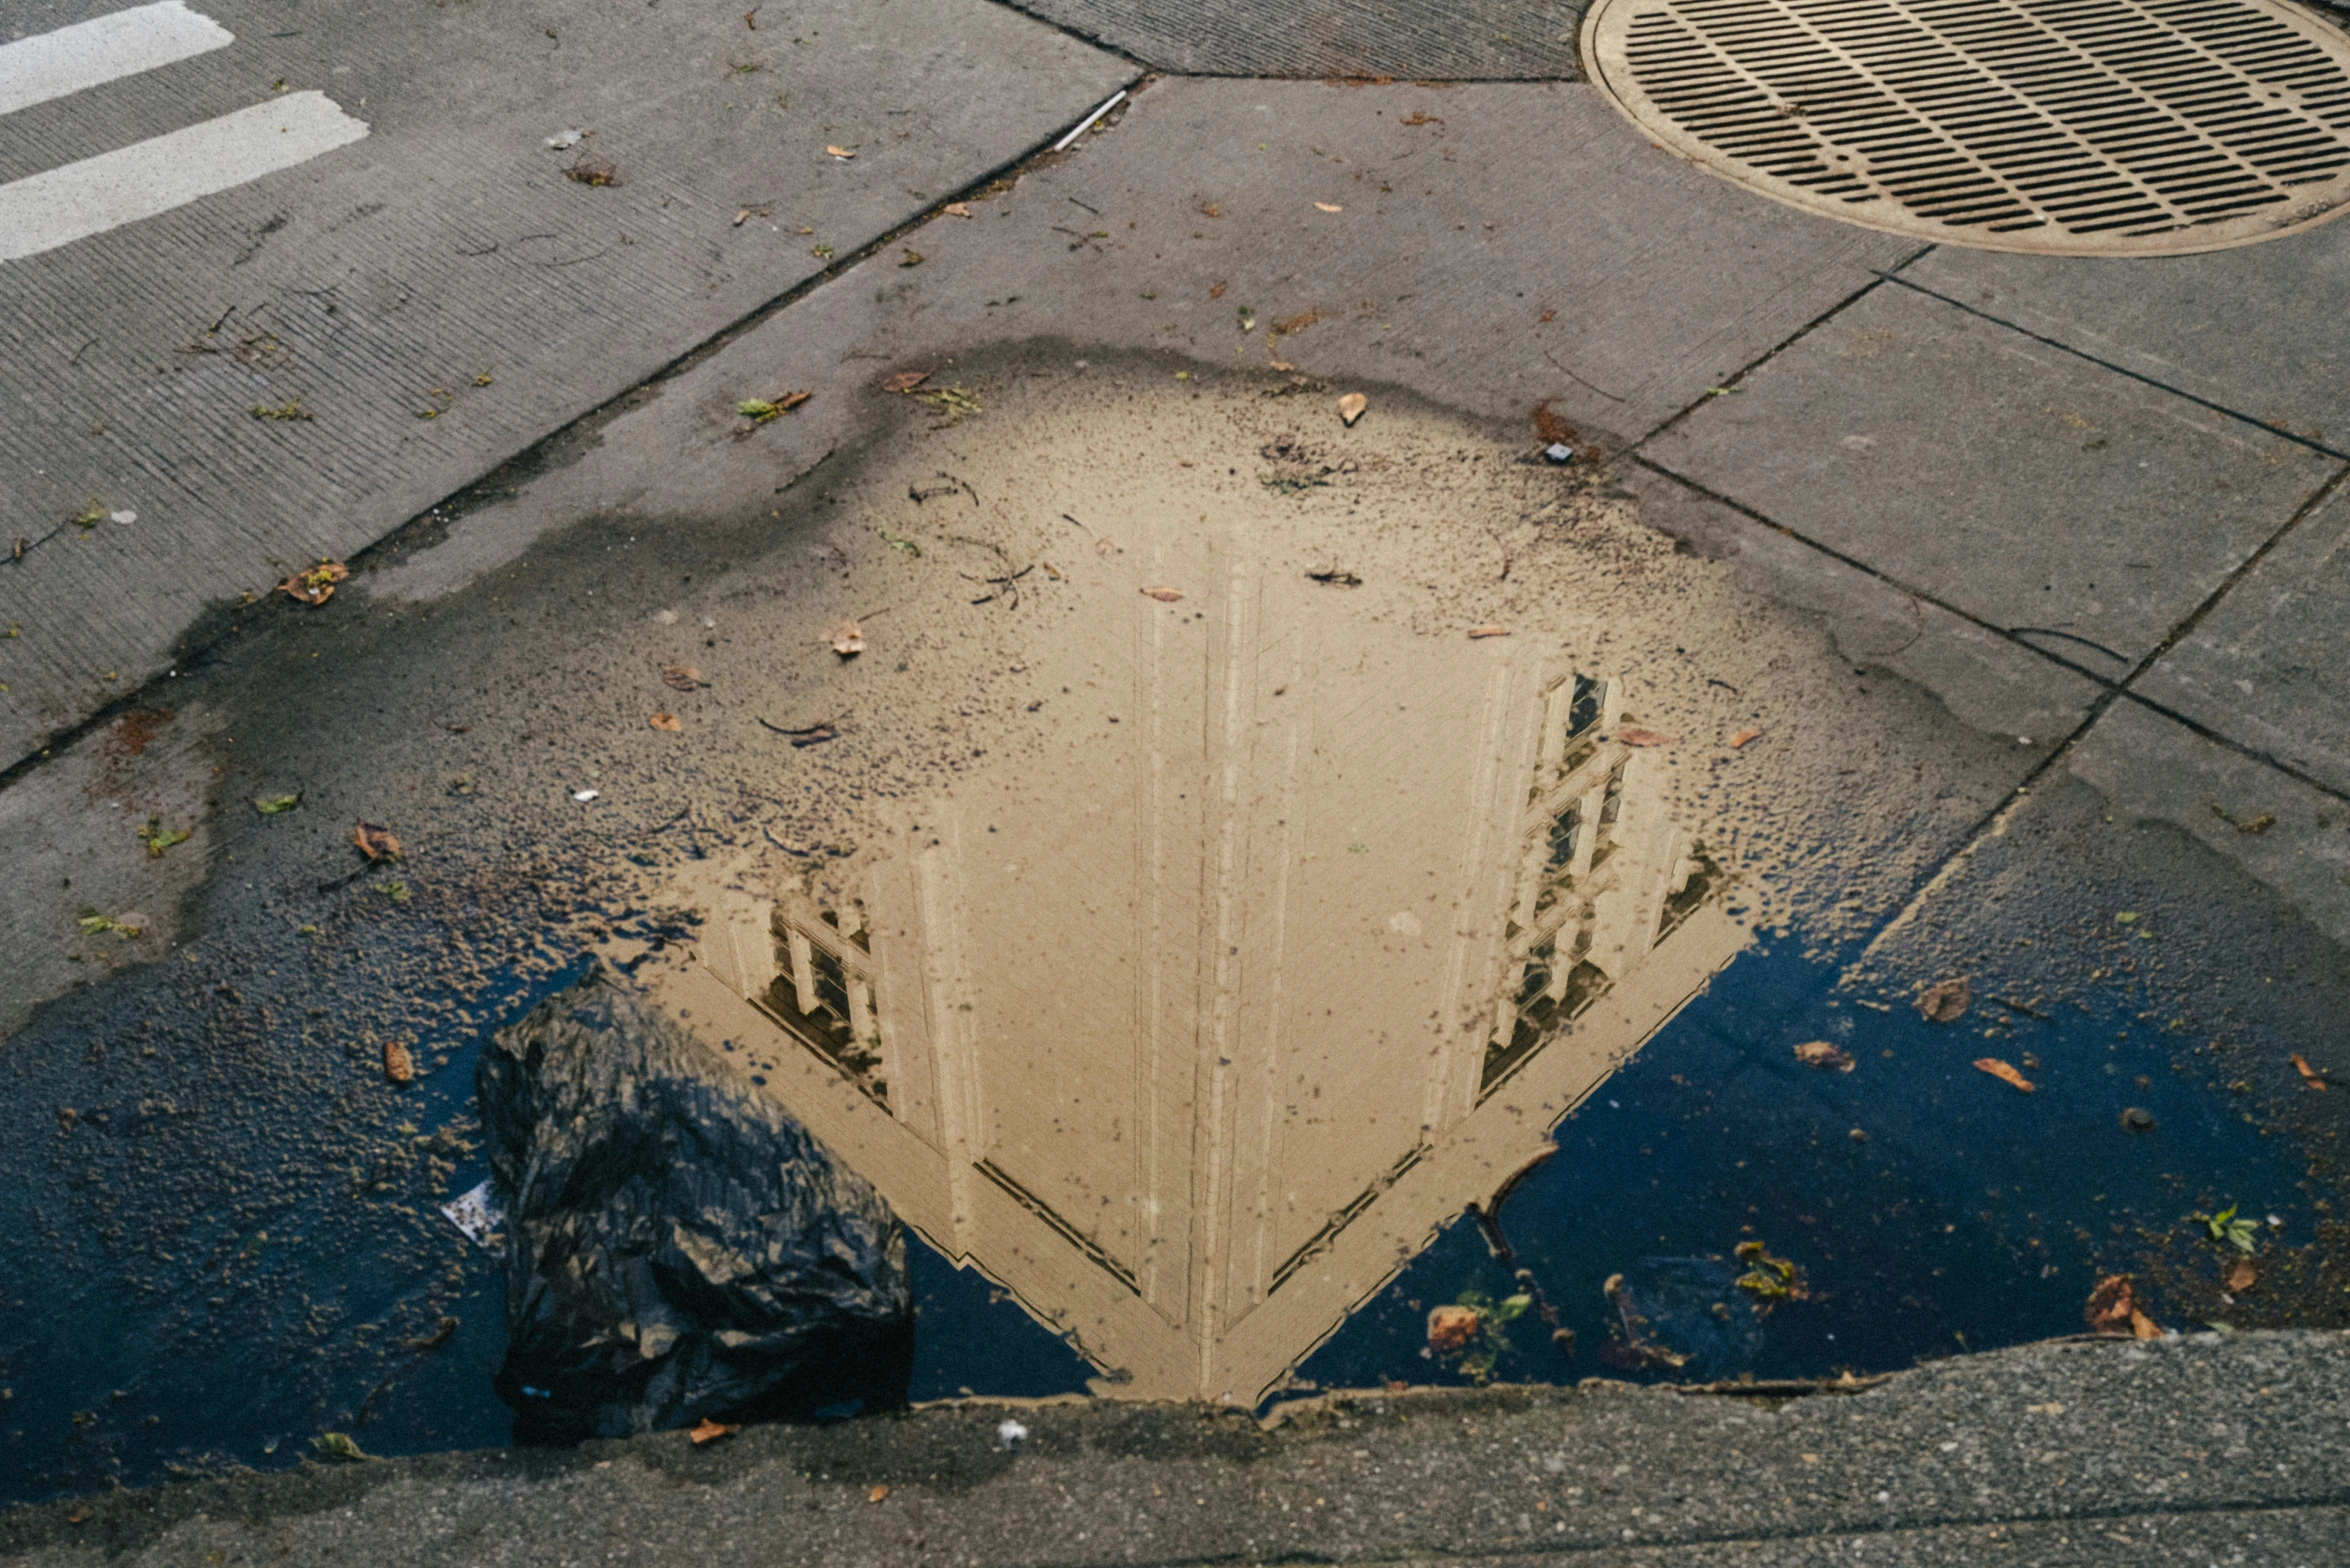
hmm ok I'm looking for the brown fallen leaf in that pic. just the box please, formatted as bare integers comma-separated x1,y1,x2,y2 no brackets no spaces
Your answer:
353,821,402,861
2225,1257,2257,1295
867,1484,890,1504
2129,1308,2162,1341
2084,1273,2136,1334
1973,1056,2035,1093
382,1039,416,1085
688,1418,739,1445
1140,586,1184,603
1337,391,1368,426
1314,201,1343,213
660,664,706,692
1426,1303,1480,1352
565,160,619,187
1466,625,1510,639
2293,1053,2329,1090
831,620,866,656
943,201,971,217
1730,727,1763,748
1793,1041,1855,1072
825,144,856,159
277,560,350,607
1616,726,1671,747
881,369,931,394
649,712,682,733
1917,976,1970,1022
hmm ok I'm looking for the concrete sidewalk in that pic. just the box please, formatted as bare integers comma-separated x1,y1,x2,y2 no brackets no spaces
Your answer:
2,1332,2342,1566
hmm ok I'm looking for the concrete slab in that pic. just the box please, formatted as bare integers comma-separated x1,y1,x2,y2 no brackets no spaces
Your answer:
2133,479,2350,798
1641,283,2342,681
1903,223,2350,456
1001,0,1587,78
2067,696,2350,951
1618,461,2101,748
0,0,1132,769
2,1333,2345,1566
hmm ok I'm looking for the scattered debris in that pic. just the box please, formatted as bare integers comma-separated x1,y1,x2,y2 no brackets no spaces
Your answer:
661,664,706,691
1467,625,1509,639
1730,728,1763,748
1140,586,1185,603
916,385,983,425
2119,1106,2156,1132
1306,567,1362,587
758,718,837,747
1427,1290,1530,1382
1916,976,1970,1022
2292,1053,2329,1090
1050,88,1126,153
564,159,619,187
1337,392,1368,426
649,712,682,733
1792,1041,1854,1072
881,370,931,394
2084,1274,2137,1334
831,620,866,657
1732,1240,1809,1312
2192,1204,2260,1254
2225,1257,2257,1295
1616,726,1671,747
879,529,922,556
898,248,924,267
441,1180,505,1247
277,560,349,606
353,821,402,861
825,144,856,159
254,792,302,814
76,910,143,939
311,1432,367,1463
572,789,600,803
1972,1057,2034,1093
251,397,313,421
544,128,585,150
943,201,972,217
996,1418,1028,1451
737,390,811,426
383,1040,416,1085
688,1417,740,1445
1314,201,1343,213
136,817,191,857
1543,442,1575,464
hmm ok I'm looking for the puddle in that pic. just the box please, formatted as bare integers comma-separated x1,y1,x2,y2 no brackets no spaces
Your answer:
3,350,2345,1505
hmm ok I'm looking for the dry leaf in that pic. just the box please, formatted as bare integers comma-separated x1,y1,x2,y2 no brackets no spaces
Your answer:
688,1418,739,1445
353,821,402,861
660,664,706,691
1426,1303,1480,1352
825,144,856,158
1973,1057,2035,1093
649,712,682,733
382,1039,416,1085
1730,727,1763,748
1917,976,1971,1022
277,560,350,607
2084,1273,2136,1334
2129,1308,2162,1341
867,1485,890,1503
1140,586,1184,603
1467,625,1510,639
1314,201,1343,213
943,201,971,217
831,620,866,656
1616,726,1671,747
882,369,931,394
1793,1041,1855,1072
2225,1257,2257,1295
2293,1053,2329,1090
1337,391,1368,426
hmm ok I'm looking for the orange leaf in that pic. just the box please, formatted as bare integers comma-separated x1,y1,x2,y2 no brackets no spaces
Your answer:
2129,1309,2162,1341
1140,586,1184,603
1730,728,1763,748
1616,727,1671,747
1973,1057,2035,1093
2225,1257,2257,1295
882,370,931,394
1426,1303,1480,1352
868,1484,890,1503
353,821,402,861
649,712,682,733
688,1417,739,1445
1337,391,1368,426
1466,625,1509,639
2293,1053,2329,1090
831,620,866,656
276,560,349,607
2083,1273,2135,1333
382,1040,416,1085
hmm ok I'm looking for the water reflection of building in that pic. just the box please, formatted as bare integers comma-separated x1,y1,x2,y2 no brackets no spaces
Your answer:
658,544,1746,1405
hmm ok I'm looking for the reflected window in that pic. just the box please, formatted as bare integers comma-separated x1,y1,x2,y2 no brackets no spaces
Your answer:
760,903,888,1107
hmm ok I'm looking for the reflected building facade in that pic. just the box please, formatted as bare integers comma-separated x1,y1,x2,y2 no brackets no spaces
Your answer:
656,532,1747,1404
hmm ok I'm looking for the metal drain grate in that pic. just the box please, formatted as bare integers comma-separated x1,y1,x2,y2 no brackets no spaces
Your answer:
1583,0,2350,254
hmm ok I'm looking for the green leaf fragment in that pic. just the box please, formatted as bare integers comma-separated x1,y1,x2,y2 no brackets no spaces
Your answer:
255,793,302,814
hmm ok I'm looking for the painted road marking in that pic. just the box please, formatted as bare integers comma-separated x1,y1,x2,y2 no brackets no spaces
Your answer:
0,91,368,262
0,1,234,117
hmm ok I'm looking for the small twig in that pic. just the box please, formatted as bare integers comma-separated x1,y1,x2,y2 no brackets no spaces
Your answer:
1061,512,1090,532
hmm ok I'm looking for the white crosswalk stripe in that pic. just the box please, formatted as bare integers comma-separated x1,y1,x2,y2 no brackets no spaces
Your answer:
0,3,367,263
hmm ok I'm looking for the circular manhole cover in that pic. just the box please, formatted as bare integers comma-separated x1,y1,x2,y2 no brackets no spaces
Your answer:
1582,0,2350,254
